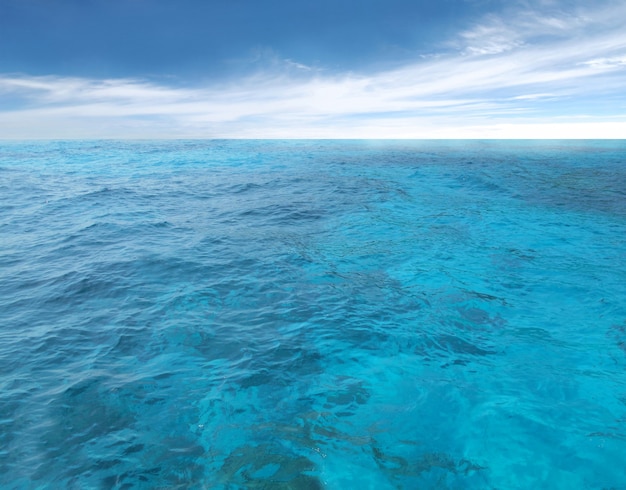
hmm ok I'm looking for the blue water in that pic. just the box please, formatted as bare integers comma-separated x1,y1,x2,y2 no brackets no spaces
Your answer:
1,140,625,489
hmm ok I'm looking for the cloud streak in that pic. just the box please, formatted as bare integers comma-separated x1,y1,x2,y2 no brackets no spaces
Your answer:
1,1,625,138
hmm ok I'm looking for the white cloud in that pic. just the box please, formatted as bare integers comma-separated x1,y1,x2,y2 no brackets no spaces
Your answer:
459,16,526,55
456,0,621,57
511,93,556,100
580,55,626,69
1,1,625,138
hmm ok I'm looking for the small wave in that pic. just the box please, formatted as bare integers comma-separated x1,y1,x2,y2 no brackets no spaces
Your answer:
2,140,626,489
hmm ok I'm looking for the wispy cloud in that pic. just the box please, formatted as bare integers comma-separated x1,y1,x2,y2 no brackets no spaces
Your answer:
1,0,625,138
456,4,590,56
580,56,626,69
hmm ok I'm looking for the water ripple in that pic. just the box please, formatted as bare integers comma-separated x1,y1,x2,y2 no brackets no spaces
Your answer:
1,140,626,488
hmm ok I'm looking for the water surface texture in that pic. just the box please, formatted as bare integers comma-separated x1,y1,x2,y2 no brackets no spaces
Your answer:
1,140,626,489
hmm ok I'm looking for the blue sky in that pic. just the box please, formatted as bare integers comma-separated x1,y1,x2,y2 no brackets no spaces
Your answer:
1,0,625,138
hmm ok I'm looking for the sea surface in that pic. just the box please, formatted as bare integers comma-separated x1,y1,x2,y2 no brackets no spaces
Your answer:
1,140,626,489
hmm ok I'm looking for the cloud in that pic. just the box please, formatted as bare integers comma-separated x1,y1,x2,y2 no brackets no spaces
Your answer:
580,56,626,69
510,93,556,100
1,0,625,138
456,1,604,57
458,16,526,55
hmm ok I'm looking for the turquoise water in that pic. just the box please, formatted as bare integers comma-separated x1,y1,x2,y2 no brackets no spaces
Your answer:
1,140,625,489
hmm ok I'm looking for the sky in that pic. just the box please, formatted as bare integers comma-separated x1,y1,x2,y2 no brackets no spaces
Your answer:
0,0,625,138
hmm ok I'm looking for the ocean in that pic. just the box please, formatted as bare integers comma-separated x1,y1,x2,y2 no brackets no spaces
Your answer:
1,140,625,489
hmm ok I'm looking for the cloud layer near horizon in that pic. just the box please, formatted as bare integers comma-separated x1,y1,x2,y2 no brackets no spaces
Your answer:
1,1,625,139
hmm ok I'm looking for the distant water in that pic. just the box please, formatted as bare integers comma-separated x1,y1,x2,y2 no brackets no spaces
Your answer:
1,140,626,489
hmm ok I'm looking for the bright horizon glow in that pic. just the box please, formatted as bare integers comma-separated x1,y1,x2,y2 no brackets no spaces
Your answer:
1,0,625,139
